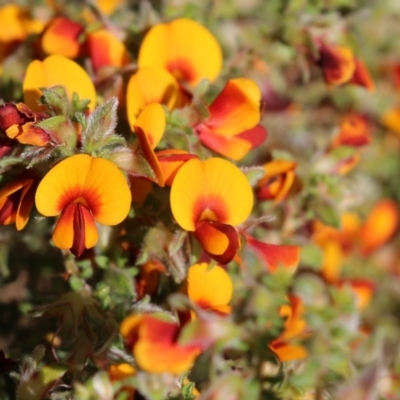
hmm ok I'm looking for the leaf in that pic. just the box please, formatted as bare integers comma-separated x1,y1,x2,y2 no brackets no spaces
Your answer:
81,97,118,153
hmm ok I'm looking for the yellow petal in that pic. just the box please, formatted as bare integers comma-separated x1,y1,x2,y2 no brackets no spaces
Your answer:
23,55,97,111
126,66,180,126
170,157,253,231
135,103,165,149
138,18,222,87
35,154,131,226
187,263,233,311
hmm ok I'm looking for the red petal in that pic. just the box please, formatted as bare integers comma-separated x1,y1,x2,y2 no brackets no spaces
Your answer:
246,235,300,272
194,221,239,264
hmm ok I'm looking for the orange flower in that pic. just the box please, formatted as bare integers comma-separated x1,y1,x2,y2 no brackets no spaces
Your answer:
360,199,399,255
245,235,300,273
126,66,182,126
269,296,308,362
170,157,253,263
23,55,97,112
108,363,136,400
382,107,400,135
317,41,356,86
41,17,84,59
312,213,361,282
87,29,130,72
0,103,49,146
120,314,201,374
35,154,131,256
0,176,37,231
195,78,266,160
180,263,233,323
330,114,371,148
338,279,375,310
316,41,373,89
138,18,222,87
256,160,296,203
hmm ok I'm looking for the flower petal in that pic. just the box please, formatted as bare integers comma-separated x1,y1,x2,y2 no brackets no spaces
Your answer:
126,66,180,126
246,235,300,272
156,149,198,186
41,17,84,58
35,154,131,225
360,199,399,255
350,59,374,91
187,263,233,312
206,78,261,136
318,42,355,86
135,103,165,149
138,18,222,86
331,114,371,148
23,55,97,111
134,316,201,374
171,157,253,231
194,221,240,264
87,29,130,72
197,125,252,160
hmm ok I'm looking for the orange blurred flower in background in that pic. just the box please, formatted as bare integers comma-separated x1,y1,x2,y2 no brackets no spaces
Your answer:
316,41,374,90
256,159,296,203
269,295,309,362
120,314,201,374
170,157,254,263
180,263,233,323
35,154,131,256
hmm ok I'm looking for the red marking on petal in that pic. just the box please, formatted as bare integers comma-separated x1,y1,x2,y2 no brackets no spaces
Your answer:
156,153,198,162
197,125,252,160
71,203,86,257
166,58,196,84
194,221,239,264
192,195,229,225
236,124,268,149
246,235,300,272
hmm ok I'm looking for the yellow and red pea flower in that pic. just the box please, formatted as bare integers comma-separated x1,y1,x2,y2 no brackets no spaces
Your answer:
179,263,233,324
0,102,49,146
256,159,296,203
269,295,309,362
135,259,166,299
35,154,131,257
23,55,97,112
195,78,267,160
330,114,371,149
120,314,201,374
316,41,374,90
170,157,253,264
40,17,85,59
87,29,130,73
138,18,222,87
0,175,38,231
